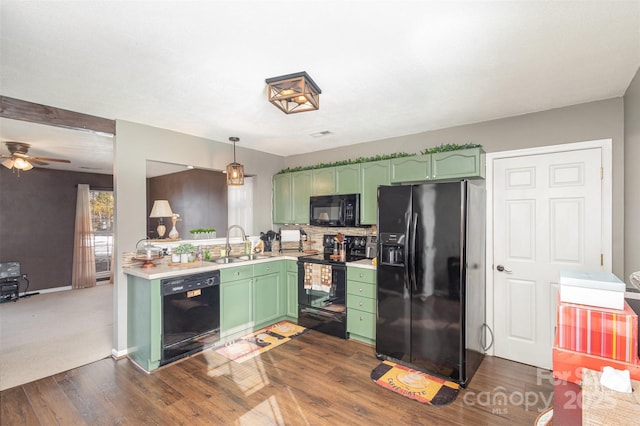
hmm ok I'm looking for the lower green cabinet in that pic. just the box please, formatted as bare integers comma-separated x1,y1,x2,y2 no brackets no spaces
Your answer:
253,262,284,326
346,267,377,345
127,275,162,371
220,275,253,337
286,260,298,319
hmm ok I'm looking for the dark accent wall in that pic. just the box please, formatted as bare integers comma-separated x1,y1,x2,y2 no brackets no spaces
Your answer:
147,169,228,239
0,167,113,291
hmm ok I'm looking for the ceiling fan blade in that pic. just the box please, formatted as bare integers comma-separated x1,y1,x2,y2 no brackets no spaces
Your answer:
33,157,71,163
29,159,50,166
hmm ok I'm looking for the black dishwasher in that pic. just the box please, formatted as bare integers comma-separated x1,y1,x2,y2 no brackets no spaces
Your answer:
161,271,220,365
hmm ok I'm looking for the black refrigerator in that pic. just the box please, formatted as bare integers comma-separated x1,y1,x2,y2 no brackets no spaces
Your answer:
376,180,486,387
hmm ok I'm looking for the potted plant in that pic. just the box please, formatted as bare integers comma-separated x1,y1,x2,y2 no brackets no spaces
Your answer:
173,243,196,263
189,228,217,239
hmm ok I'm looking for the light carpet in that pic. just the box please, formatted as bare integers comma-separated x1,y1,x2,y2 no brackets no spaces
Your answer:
0,284,113,391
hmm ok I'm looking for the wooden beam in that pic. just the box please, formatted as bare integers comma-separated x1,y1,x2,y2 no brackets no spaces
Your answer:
0,96,116,135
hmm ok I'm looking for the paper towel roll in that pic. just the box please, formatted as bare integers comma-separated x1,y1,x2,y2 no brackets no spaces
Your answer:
281,230,301,243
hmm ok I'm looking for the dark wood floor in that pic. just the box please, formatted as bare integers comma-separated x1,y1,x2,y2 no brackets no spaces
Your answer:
1,330,553,425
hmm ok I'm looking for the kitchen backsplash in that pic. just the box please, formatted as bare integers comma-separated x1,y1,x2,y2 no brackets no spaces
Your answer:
278,224,377,252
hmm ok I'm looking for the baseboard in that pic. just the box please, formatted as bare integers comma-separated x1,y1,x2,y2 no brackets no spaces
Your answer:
36,285,72,294
112,348,128,359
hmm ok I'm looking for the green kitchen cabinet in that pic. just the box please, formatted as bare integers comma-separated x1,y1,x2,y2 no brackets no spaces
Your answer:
291,170,313,224
286,260,298,319
346,266,377,345
360,159,389,225
127,275,162,371
431,147,485,180
335,164,361,195
253,261,284,327
273,173,292,224
220,265,254,337
312,167,335,195
390,154,431,183
273,171,312,224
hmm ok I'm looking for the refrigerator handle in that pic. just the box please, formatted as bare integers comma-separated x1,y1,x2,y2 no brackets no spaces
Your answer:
403,212,411,291
410,212,418,291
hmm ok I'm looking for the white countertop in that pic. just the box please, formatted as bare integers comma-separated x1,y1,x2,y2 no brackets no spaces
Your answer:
124,252,377,280
123,253,304,280
346,258,377,270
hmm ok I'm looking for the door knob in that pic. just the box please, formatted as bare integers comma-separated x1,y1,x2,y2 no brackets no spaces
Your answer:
496,265,512,273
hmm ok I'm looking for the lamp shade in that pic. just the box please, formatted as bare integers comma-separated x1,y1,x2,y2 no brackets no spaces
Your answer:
149,200,173,218
226,137,244,186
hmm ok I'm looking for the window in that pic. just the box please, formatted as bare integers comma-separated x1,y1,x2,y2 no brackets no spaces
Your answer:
90,190,114,280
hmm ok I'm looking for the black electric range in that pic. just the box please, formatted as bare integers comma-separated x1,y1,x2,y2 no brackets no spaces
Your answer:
296,234,369,339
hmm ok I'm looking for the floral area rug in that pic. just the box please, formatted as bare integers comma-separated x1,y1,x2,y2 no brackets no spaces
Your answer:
370,360,460,405
215,321,307,363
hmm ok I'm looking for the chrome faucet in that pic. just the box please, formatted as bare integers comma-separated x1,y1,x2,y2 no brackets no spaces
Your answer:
225,225,247,255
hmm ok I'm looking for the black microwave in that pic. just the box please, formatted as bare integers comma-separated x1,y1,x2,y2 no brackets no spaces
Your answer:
309,194,360,227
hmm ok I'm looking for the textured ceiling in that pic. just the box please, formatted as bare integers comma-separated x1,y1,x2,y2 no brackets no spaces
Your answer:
1,1,639,174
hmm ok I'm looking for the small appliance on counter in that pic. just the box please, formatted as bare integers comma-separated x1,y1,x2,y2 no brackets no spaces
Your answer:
365,236,378,259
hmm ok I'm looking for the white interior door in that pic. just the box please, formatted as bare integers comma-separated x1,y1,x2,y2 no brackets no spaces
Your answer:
492,147,605,369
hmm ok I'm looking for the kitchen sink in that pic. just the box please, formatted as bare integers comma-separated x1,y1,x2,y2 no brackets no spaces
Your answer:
236,254,271,261
212,257,244,264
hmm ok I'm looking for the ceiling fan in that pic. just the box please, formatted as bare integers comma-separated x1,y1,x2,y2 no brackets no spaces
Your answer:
1,141,71,172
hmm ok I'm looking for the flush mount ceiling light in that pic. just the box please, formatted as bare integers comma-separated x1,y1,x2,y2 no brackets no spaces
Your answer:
226,137,244,186
265,71,321,114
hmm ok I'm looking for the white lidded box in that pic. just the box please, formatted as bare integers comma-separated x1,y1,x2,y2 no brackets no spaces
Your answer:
559,269,626,310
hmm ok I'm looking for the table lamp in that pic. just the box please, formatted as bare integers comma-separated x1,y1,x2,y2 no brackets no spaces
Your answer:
149,200,173,238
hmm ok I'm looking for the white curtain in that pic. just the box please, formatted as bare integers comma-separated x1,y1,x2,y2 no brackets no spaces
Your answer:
228,176,254,236
72,184,96,289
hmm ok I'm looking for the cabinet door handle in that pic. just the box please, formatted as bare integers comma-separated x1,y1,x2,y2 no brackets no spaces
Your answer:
359,302,363,307
359,288,363,292
359,273,364,278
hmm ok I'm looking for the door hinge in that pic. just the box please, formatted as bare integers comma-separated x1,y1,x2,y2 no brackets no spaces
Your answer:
601,253,604,266
600,167,604,180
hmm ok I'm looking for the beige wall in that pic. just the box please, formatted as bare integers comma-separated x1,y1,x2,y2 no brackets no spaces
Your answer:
625,67,640,282
287,98,625,278
112,121,285,353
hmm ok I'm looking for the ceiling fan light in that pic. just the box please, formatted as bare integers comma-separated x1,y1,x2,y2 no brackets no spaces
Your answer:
13,157,33,170
2,158,15,169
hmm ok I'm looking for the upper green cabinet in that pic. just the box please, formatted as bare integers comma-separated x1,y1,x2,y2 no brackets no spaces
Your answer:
272,173,292,224
335,164,361,195
390,148,485,183
431,147,485,180
291,170,312,224
390,154,431,183
273,170,312,224
273,148,484,224
312,168,335,195
360,160,390,225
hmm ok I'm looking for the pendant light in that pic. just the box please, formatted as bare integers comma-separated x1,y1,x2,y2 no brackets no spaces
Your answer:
226,137,244,186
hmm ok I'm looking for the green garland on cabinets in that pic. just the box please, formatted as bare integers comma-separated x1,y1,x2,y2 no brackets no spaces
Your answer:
277,143,482,175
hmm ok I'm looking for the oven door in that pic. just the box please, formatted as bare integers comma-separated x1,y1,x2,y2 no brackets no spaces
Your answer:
298,305,347,339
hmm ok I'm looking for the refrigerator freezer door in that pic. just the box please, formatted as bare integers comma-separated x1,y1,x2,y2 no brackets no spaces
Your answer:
376,185,412,361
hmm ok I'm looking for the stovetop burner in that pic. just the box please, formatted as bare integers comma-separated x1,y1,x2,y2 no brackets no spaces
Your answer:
298,253,366,265
298,234,369,265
